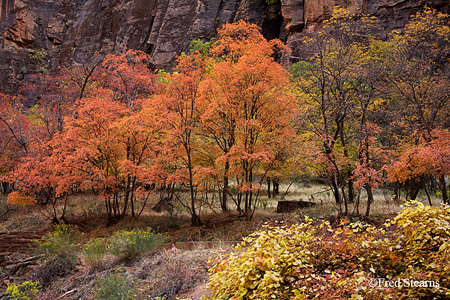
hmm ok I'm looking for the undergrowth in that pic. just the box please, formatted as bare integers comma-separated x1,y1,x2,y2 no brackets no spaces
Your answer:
208,201,450,299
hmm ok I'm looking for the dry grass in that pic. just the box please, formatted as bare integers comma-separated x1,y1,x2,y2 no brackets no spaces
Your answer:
0,182,445,237
32,247,224,300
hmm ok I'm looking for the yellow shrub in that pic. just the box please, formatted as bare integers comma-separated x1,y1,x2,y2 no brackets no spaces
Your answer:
208,205,450,299
388,201,450,259
387,201,450,298
208,219,317,299
6,281,40,300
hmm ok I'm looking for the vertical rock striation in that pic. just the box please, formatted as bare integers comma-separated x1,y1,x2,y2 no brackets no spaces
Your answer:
0,0,449,93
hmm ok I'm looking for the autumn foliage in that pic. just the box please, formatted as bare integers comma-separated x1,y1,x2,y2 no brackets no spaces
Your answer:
1,8,450,300
1,8,450,226
208,202,450,299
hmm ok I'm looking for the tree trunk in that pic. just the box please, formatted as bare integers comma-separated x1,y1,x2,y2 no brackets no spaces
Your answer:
130,177,137,218
409,179,420,200
355,189,361,216
221,161,229,212
439,174,448,204
267,179,272,199
423,181,433,206
332,177,341,205
122,176,131,218
365,185,374,217
188,153,201,226
1,182,10,194
394,182,400,202
341,186,348,215
273,180,279,195
347,175,354,203
340,128,354,204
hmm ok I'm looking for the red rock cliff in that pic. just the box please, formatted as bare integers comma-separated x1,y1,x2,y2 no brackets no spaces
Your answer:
0,0,448,94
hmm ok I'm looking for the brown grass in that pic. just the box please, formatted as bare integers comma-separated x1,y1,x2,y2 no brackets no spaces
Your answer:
0,182,445,239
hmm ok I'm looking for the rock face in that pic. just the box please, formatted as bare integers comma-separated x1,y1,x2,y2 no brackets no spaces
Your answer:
0,0,449,94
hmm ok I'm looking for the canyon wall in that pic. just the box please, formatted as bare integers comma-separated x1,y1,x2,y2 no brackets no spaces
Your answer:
1,0,449,94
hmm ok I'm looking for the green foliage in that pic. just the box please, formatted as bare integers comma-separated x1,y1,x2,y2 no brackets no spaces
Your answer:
5,281,41,300
82,237,107,267
33,225,84,285
34,224,83,263
288,61,315,79
29,48,47,64
95,271,138,300
107,228,167,260
189,38,216,56
266,0,279,4
208,204,450,299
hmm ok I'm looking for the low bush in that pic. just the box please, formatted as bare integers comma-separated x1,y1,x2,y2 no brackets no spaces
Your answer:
147,251,209,300
34,224,83,263
387,201,450,299
34,254,75,285
33,224,83,285
208,219,318,299
208,202,450,299
108,228,167,260
5,280,40,300
95,270,138,300
83,237,108,267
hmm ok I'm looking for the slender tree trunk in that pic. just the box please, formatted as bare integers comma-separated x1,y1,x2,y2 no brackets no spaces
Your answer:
221,161,229,212
188,153,201,226
1,182,9,194
60,194,69,224
244,163,250,216
52,196,59,224
409,179,420,200
267,179,272,199
365,185,374,217
422,181,433,206
273,180,279,196
113,193,119,218
327,150,341,206
355,189,361,216
439,174,448,204
347,174,354,204
331,177,341,205
235,177,243,215
394,182,400,203
341,186,348,215
122,175,131,218
130,177,136,218
364,138,374,218
340,128,354,204
248,168,253,215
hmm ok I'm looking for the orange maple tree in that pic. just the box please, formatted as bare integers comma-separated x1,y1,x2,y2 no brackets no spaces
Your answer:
52,90,164,222
101,49,156,111
387,128,450,205
152,51,208,225
199,20,296,217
